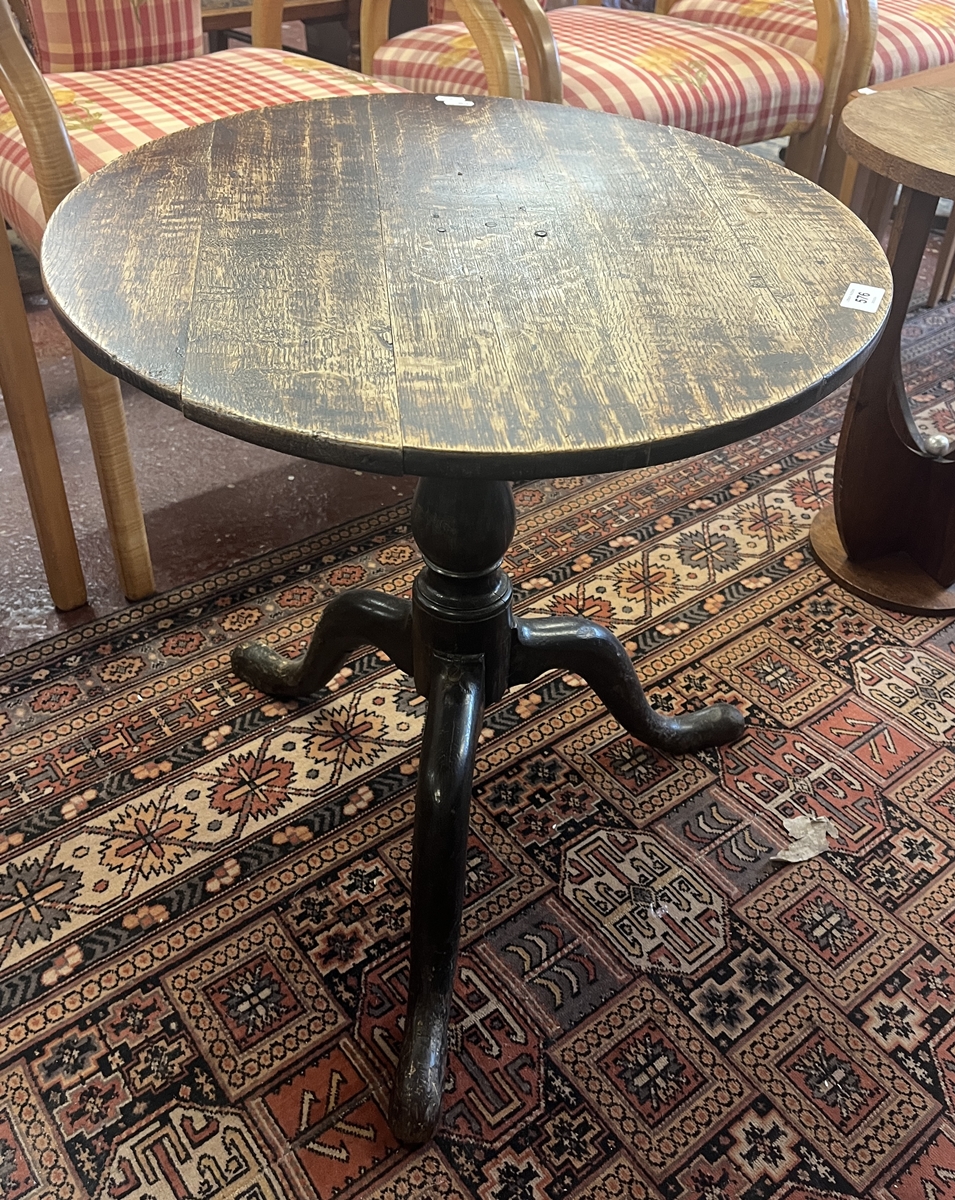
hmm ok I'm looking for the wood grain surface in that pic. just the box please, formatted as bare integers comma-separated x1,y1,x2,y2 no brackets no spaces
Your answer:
838,88,955,198
42,94,892,480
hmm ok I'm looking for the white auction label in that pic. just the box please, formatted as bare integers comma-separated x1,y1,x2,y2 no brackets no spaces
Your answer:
841,284,886,312
435,95,475,106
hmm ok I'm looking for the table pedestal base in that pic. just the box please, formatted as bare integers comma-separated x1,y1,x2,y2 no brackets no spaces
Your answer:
231,477,744,1143
826,184,955,612
810,507,955,615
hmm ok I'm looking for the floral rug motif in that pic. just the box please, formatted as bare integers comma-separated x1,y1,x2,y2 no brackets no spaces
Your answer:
2,292,955,1198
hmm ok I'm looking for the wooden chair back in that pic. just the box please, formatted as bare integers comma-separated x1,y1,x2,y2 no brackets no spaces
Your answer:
361,0,561,100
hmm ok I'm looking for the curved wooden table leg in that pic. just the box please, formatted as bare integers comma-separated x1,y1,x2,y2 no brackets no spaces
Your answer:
811,184,955,614
510,616,743,752
231,590,413,694
236,474,747,1145
390,654,483,1145
929,210,955,307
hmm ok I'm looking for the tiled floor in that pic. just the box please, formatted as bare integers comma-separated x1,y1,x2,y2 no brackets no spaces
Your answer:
0,241,416,655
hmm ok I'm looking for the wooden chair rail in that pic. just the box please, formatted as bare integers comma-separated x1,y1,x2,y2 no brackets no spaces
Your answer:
361,0,528,97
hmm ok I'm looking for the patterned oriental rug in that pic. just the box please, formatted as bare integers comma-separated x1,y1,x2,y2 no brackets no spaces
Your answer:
2,295,955,1200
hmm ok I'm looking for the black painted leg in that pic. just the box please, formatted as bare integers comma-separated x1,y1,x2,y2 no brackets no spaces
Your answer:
509,616,743,753
232,474,745,1147
231,590,413,696
389,654,484,1144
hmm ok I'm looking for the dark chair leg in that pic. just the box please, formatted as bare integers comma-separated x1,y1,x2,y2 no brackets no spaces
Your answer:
509,616,743,753
231,589,413,695
390,653,484,1145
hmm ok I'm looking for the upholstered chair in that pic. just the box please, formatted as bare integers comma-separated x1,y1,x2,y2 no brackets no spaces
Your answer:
365,0,850,180
655,0,954,188
0,0,521,604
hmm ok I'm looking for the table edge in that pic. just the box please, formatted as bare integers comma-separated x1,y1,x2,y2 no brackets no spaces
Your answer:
839,88,955,197
46,284,887,481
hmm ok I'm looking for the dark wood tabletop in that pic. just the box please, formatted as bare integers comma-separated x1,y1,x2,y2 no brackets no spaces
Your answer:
42,94,891,480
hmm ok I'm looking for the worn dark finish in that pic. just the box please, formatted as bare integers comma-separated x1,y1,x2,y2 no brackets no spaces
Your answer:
510,616,743,752
41,92,893,1142
232,590,413,691
811,88,955,613
235,473,746,1141
392,651,483,1144
43,94,891,481
411,478,515,702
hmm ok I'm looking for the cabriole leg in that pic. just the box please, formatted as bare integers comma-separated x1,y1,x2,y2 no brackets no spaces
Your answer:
389,654,484,1144
232,475,744,1148
509,616,743,752
231,590,413,694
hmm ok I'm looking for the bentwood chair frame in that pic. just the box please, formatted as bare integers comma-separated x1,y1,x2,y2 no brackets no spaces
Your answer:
817,0,877,192
656,0,852,179
0,221,85,609
0,0,526,609
362,0,561,100
364,0,848,183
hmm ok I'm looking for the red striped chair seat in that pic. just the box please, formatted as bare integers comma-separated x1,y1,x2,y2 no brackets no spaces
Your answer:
372,5,823,144
666,0,955,83
0,47,404,253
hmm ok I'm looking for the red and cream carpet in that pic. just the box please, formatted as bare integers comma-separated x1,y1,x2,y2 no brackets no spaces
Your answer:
2,289,955,1199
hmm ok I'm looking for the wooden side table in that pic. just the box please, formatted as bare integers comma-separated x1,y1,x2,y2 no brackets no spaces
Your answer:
810,88,955,614
839,65,955,307
41,94,890,1145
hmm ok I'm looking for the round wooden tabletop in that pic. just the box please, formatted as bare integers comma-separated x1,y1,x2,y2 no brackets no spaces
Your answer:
838,87,955,198
43,94,891,480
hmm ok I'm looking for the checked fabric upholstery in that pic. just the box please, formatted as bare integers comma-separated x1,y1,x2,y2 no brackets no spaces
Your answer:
373,4,824,145
376,2,825,145
665,0,955,85
0,0,406,257
0,45,404,254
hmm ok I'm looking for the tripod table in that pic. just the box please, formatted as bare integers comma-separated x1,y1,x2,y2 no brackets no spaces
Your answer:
41,93,891,1143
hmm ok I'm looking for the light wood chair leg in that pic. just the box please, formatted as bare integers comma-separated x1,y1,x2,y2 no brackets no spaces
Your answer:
928,212,955,308
0,232,86,611
847,163,895,240
785,123,829,183
840,155,860,206
819,135,849,197
70,350,155,601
